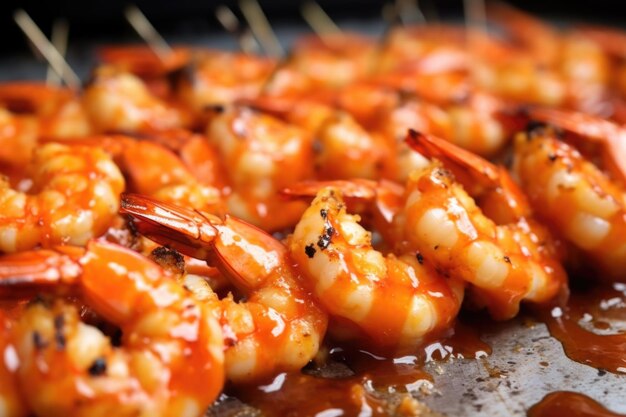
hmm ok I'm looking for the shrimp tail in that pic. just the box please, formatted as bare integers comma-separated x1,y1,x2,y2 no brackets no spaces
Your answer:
405,129,531,222
120,192,218,260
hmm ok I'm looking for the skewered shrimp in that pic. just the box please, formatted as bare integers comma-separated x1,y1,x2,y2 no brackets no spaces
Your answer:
0,108,38,171
97,45,190,99
512,124,626,280
120,193,328,382
287,185,463,351
83,66,192,133
285,33,377,89
400,131,566,319
487,3,610,112
206,105,312,230
245,95,396,181
0,240,224,417
50,134,226,215
0,311,28,417
178,50,276,112
0,143,124,253
521,108,626,185
0,82,92,140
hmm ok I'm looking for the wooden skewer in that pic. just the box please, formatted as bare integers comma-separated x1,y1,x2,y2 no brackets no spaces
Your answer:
395,0,426,26
300,1,342,40
463,0,488,84
464,0,488,34
13,9,81,90
215,5,260,54
46,19,69,86
239,0,284,58
124,5,173,62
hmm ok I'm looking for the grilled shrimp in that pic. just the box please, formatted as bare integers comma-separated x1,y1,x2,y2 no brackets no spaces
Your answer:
0,108,38,171
512,124,626,280
83,66,192,133
522,108,626,185
287,186,463,351
0,240,225,417
206,106,312,230
486,3,610,111
285,33,376,89
52,134,226,215
120,193,328,383
0,143,124,253
178,50,275,112
0,82,92,140
0,311,28,417
401,131,566,319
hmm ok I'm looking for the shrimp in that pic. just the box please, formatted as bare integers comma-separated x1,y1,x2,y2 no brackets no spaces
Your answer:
512,124,626,281
244,96,396,181
82,66,192,134
487,3,610,112
381,92,513,159
287,185,464,351
521,108,626,186
0,311,28,417
0,108,38,171
401,131,567,319
97,45,190,79
49,134,226,215
120,193,328,382
0,240,225,417
0,143,124,253
206,105,312,231
177,50,276,112
285,33,377,89
0,82,92,140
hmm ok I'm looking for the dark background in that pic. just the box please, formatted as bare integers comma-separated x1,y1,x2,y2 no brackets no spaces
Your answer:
1,0,624,53
0,0,624,81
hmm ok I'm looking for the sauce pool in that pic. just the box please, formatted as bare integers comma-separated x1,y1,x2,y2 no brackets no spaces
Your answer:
228,321,490,416
528,392,626,417
535,282,626,374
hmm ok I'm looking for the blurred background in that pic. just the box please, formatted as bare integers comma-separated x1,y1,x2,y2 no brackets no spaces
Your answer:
0,0,624,80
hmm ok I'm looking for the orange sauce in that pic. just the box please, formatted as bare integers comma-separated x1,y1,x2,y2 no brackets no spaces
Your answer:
528,392,625,417
228,321,490,416
535,282,626,374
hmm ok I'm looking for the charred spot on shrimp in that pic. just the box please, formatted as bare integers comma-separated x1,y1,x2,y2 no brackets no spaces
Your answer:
317,225,335,250
416,252,424,265
150,246,185,275
320,209,328,219
88,357,107,376
53,314,66,349
305,244,317,258
32,331,48,350
548,153,558,162
203,104,225,114
525,120,549,137
503,256,512,264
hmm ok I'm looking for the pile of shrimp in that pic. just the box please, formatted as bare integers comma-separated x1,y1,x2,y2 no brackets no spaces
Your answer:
2,4,626,416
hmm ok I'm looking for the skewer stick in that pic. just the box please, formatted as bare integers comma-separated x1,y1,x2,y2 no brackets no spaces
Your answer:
239,0,284,58
124,5,173,62
46,19,69,86
395,0,426,26
300,1,342,39
463,0,488,83
215,5,260,54
13,9,81,90
463,0,488,35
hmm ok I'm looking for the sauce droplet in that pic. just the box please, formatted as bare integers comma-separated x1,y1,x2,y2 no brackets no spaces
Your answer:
527,391,625,417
